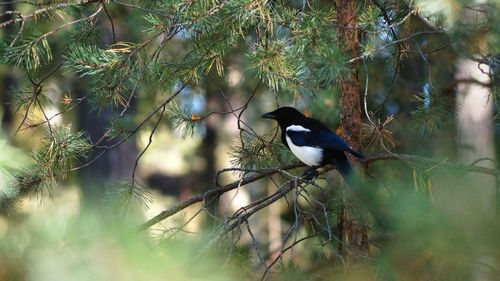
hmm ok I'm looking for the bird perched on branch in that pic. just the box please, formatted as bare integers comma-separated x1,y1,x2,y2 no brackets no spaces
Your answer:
262,107,391,228
262,106,364,181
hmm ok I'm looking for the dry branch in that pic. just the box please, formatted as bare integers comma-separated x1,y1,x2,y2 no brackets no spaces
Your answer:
138,163,303,231
139,152,500,231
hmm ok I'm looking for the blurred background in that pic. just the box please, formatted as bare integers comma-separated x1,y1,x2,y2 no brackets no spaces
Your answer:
1,0,500,280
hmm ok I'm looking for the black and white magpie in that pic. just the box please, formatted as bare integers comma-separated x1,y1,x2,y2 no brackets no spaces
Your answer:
261,106,364,180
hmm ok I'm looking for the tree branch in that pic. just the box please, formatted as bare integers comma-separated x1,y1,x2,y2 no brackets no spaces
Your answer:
137,163,303,231
138,152,500,231
364,153,500,176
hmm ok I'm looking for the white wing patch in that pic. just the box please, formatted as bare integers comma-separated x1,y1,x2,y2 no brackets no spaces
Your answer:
285,135,323,167
286,125,311,132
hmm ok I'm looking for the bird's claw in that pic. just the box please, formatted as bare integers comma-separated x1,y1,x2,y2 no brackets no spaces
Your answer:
302,167,319,181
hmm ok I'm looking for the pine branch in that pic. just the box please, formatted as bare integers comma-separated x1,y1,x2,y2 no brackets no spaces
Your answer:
71,83,188,171
222,177,302,235
349,30,446,63
0,2,91,29
137,163,303,231
2,3,104,70
138,152,500,231
364,153,500,176
104,180,152,215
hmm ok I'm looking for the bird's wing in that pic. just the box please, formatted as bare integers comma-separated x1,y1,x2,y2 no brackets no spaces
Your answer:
286,129,364,159
285,130,309,146
314,131,364,159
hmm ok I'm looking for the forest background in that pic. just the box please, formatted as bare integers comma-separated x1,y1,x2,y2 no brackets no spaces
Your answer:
1,0,500,280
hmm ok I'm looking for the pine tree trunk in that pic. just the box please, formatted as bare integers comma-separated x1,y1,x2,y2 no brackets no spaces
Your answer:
454,4,496,279
336,0,362,152
456,59,495,216
75,79,138,206
335,0,368,253
76,9,138,210
456,59,496,281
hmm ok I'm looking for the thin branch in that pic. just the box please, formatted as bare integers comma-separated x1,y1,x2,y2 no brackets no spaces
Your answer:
139,152,500,231
246,221,266,268
131,104,167,181
371,0,402,100
348,30,446,64
364,153,500,176
261,234,317,281
12,82,41,136
102,1,116,44
0,2,87,28
222,178,301,235
72,83,188,171
36,98,53,137
138,163,303,231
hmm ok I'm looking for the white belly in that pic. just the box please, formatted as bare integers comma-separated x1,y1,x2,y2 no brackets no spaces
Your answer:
285,135,323,166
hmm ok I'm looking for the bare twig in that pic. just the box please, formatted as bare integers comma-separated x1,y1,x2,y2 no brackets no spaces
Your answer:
138,163,304,231
222,178,302,235
246,221,267,268
261,234,317,281
348,30,445,64
131,104,167,180
0,2,93,28
139,152,500,231
72,83,188,171
102,1,116,44
363,153,500,176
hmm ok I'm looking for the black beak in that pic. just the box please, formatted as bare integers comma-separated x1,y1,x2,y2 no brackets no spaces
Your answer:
261,112,277,119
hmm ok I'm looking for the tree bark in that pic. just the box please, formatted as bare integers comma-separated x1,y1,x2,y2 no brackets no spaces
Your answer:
335,0,368,253
336,0,362,152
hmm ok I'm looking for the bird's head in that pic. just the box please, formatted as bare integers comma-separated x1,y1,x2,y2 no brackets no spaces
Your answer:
261,107,305,127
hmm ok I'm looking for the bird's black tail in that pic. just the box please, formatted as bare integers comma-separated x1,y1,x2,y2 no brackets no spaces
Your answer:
347,147,364,159
331,153,356,185
333,153,389,229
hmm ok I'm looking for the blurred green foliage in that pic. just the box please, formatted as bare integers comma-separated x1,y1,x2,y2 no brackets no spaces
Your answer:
1,0,500,280
0,209,242,281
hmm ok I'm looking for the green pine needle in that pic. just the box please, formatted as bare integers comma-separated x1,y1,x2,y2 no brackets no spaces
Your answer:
412,93,453,137
35,126,92,178
64,45,123,78
248,40,306,91
358,5,381,31
10,85,53,111
230,131,295,169
0,195,21,217
11,168,53,201
104,180,153,215
3,36,53,70
167,101,200,139
306,40,349,86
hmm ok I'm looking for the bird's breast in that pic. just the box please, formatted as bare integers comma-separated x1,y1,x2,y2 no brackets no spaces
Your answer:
285,135,323,167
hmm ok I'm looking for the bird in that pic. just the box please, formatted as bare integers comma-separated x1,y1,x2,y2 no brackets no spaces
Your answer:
261,107,392,228
261,106,364,181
